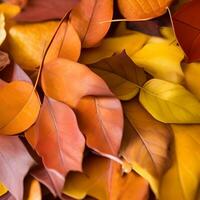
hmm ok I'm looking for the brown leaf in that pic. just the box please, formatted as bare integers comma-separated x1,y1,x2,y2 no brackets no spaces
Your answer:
75,96,123,156
15,0,79,22
25,96,85,175
0,51,10,71
121,99,172,196
0,136,35,200
63,154,149,200
31,166,65,197
89,51,147,101
70,0,113,48
41,58,113,108
172,0,200,62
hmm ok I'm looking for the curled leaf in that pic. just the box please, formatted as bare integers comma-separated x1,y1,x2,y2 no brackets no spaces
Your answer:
139,79,200,123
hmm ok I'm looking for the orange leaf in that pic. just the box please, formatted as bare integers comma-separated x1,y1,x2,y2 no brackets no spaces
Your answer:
0,81,40,135
41,58,113,107
121,99,172,196
25,96,85,175
70,0,113,48
118,0,173,20
63,155,149,200
75,96,123,155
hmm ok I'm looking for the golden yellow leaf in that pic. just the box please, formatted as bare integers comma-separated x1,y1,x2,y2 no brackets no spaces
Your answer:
0,81,40,135
8,21,81,70
0,182,7,196
80,33,148,64
160,125,200,200
0,13,6,46
160,27,175,41
184,62,200,100
132,39,184,83
114,22,135,37
139,79,200,123
0,3,20,19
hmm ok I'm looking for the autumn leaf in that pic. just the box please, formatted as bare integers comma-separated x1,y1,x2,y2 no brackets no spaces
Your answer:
63,155,149,200
8,20,81,70
25,96,85,175
89,51,147,101
160,125,200,200
31,166,65,197
0,183,7,197
75,96,123,156
121,99,171,197
80,32,148,64
172,0,200,62
0,81,40,135
3,0,27,8
139,79,200,123
15,0,79,22
132,38,184,83
41,58,113,108
0,136,35,200
70,0,113,48
117,0,173,20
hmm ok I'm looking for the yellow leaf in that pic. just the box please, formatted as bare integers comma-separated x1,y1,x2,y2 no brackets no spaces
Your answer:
160,125,200,200
139,79,200,123
80,33,148,64
0,81,40,135
184,62,200,100
8,21,81,70
132,40,184,83
160,27,175,41
0,13,6,46
0,182,7,196
114,22,135,36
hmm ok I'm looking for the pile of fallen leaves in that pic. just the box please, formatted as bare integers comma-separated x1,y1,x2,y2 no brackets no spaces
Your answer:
0,0,199,199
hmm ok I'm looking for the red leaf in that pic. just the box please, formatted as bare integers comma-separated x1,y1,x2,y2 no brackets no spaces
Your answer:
173,0,200,62
0,136,35,200
75,96,123,156
25,96,85,175
15,0,79,22
31,166,65,197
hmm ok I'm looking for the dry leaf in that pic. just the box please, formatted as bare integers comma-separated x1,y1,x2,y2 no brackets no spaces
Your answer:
0,81,40,135
121,99,171,197
75,96,123,155
25,97,85,175
8,21,81,70
89,51,147,101
70,0,113,48
118,0,173,20
63,155,149,200
160,125,200,200
139,79,200,123
41,58,113,108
